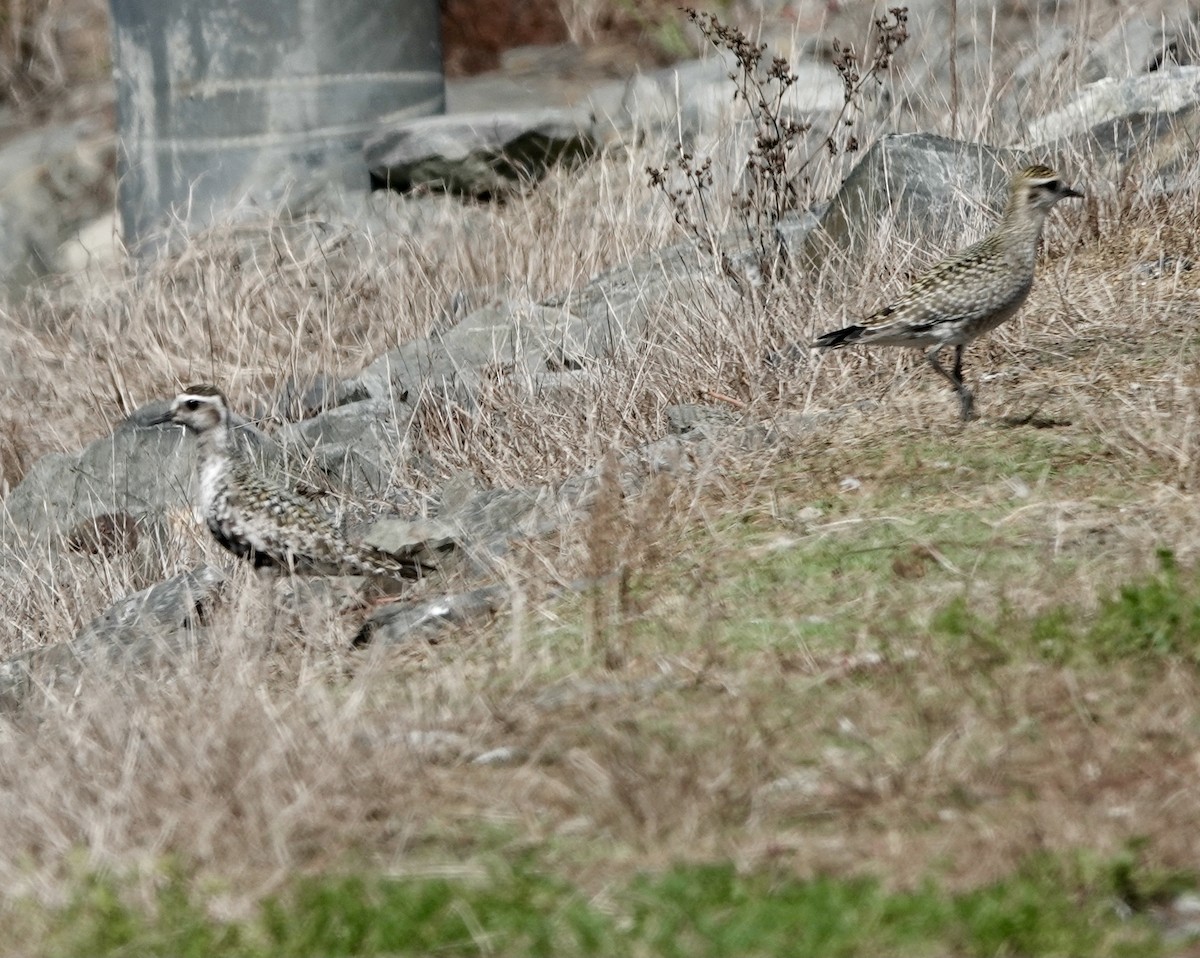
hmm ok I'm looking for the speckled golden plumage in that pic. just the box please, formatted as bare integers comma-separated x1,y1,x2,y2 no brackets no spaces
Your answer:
154,385,425,581
814,164,1083,420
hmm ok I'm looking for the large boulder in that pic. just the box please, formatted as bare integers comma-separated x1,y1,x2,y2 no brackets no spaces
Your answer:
1,397,286,549
1025,67,1200,146
800,133,1024,269
276,397,413,499
341,300,608,403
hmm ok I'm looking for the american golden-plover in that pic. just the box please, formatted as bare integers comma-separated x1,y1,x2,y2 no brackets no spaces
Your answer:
152,384,427,581
813,164,1083,420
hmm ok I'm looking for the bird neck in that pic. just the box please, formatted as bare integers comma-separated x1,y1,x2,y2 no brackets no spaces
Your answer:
194,420,233,467
997,199,1050,246
192,422,234,516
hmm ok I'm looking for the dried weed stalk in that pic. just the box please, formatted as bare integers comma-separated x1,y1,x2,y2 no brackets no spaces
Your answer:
580,453,676,670
646,5,909,288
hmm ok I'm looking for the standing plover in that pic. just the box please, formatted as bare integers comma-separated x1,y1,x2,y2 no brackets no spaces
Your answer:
813,164,1083,420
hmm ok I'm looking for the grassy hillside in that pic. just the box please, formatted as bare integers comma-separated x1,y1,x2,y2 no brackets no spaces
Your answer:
2,1,1200,953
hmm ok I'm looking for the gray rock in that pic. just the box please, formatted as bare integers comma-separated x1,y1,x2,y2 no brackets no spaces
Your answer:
0,566,225,708
74,565,226,655
774,206,826,262
365,109,598,197
362,517,456,552
360,517,459,571
2,414,194,548
276,397,410,498
370,481,586,581
577,78,642,148
1024,66,1200,147
1081,17,1186,83
0,117,114,295
342,301,602,404
451,484,593,552
1121,103,1200,191
436,472,480,517
355,583,508,646
718,207,825,291
370,476,597,571
331,225,765,441
801,134,1024,269
266,373,343,422
545,239,741,346
1023,67,1200,191
361,479,604,574
666,403,739,436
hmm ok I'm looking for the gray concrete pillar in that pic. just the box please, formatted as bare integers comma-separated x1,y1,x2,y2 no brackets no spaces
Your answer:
109,0,444,254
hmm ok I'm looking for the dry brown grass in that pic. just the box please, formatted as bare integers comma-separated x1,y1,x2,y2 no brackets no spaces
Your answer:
0,0,108,114
2,0,1200,926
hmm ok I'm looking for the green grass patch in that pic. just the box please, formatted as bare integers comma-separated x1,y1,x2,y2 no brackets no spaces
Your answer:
27,853,1182,958
927,549,1200,668
590,423,1152,666
609,422,1184,670
1085,549,1200,662
630,502,1057,662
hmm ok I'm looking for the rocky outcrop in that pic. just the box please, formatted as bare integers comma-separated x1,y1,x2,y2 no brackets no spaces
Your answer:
1026,67,1200,146
2,397,284,548
1024,67,1200,191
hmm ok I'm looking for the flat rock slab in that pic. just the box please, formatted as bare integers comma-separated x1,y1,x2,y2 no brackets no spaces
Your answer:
1023,67,1200,190
365,109,598,197
355,583,508,645
343,300,601,403
1025,67,1200,146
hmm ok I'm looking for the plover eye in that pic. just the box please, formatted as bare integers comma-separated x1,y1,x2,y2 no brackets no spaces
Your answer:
185,399,200,411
